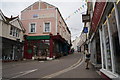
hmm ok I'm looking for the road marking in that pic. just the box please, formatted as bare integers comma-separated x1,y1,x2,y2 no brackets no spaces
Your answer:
12,69,38,78
39,61,44,63
42,56,84,78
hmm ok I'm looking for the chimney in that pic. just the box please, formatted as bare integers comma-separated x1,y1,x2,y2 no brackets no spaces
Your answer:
11,15,13,18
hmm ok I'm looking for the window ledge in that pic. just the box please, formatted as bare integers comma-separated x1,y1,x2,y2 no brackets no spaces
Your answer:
28,32,36,34
9,35,20,39
43,32,51,34
100,69,119,78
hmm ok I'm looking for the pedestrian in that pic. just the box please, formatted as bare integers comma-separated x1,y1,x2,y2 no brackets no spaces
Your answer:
85,49,91,69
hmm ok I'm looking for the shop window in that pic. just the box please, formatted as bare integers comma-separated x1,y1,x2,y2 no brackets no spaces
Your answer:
104,23,112,71
113,32,120,75
102,42,106,69
45,40,49,43
117,1,120,23
109,9,120,75
96,33,101,64
31,40,50,57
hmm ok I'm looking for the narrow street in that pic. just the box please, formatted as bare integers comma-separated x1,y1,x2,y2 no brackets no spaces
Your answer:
2,53,101,79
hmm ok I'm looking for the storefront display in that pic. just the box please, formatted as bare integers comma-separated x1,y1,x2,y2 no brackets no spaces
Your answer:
104,23,112,71
99,2,120,78
108,8,120,75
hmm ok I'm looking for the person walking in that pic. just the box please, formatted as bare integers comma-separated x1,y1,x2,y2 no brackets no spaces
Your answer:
85,49,91,69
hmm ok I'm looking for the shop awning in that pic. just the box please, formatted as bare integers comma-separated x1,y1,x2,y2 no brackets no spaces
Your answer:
91,2,106,32
26,35,50,40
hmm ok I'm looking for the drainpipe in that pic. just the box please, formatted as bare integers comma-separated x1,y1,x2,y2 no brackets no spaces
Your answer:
50,34,53,58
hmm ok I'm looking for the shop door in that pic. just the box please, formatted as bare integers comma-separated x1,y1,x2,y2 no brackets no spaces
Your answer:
27,41,33,59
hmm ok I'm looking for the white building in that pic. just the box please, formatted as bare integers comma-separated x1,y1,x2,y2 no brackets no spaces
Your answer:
0,10,25,61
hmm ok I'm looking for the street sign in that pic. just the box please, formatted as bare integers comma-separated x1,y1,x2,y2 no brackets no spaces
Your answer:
83,27,88,33
82,14,90,22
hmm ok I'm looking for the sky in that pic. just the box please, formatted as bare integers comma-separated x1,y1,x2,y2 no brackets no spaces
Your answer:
1,0,87,41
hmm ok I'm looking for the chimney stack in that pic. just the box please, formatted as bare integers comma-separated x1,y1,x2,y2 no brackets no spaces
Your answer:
11,15,13,18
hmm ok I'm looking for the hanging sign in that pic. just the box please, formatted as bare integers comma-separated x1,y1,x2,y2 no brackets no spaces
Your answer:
82,14,90,22
83,27,88,33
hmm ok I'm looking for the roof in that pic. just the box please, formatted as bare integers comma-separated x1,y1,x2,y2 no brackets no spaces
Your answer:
0,9,6,21
4,16,18,23
20,1,71,34
0,10,25,32
21,1,56,13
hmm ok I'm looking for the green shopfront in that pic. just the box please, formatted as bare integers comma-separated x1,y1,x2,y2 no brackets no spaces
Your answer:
24,35,51,59
24,34,70,59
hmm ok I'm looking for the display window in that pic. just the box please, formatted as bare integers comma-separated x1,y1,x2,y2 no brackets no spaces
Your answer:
103,23,112,71
27,40,50,57
101,29,106,69
108,8,120,75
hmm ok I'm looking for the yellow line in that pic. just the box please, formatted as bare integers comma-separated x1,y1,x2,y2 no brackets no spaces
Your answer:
42,56,83,78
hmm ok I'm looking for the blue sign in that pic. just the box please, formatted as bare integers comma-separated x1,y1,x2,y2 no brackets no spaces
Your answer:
83,27,88,33
33,14,38,18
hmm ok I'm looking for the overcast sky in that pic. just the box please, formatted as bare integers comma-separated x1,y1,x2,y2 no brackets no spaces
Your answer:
1,0,87,41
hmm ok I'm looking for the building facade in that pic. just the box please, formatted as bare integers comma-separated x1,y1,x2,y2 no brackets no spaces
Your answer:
21,1,71,60
0,10,25,61
86,0,120,79
77,32,87,53
72,37,81,52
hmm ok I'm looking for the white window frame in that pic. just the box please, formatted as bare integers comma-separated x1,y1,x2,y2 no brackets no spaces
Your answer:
10,25,13,35
29,22,37,33
9,25,20,38
106,16,115,73
43,21,51,32
102,24,108,70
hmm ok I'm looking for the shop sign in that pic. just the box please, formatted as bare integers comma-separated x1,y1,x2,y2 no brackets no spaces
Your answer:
82,14,90,22
26,35,50,40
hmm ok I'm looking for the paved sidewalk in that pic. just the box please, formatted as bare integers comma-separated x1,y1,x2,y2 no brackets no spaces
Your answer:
55,58,102,79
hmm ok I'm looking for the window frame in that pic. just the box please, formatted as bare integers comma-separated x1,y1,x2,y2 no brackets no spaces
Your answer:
43,21,51,32
10,25,20,38
29,22,37,33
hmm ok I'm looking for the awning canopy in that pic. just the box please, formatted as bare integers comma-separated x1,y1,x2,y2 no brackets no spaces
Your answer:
26,35,50,40
91,2,106,32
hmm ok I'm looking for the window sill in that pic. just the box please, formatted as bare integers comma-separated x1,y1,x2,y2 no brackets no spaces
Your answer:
100,69,119,78
9,35,20,39
43,32,51,34
28,32,36,34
